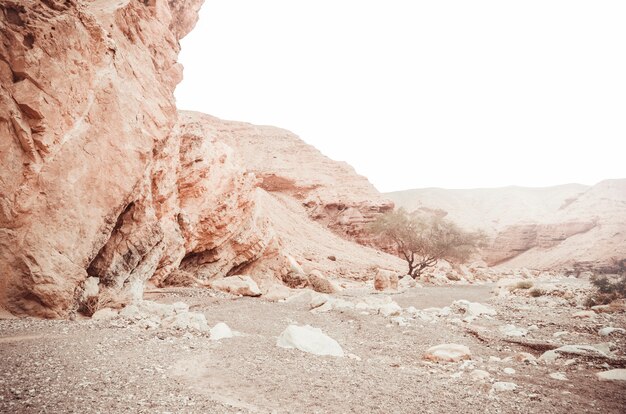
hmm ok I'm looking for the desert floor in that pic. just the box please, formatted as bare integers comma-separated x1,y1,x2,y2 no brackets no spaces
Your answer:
1,282,625,414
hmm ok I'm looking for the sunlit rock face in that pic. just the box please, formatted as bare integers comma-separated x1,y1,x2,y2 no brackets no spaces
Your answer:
388,180,626,270
0,1,404,318
0,0,203,317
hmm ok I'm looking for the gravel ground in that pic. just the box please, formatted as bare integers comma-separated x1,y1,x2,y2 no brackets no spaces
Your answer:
1,284,625,413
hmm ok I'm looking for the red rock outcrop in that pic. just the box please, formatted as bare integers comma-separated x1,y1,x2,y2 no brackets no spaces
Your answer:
0,2,404,317
0,0,203,317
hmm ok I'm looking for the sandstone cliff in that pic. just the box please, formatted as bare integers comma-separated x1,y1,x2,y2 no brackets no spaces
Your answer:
387,180,626,270
182,111,394,243
0,0,402,317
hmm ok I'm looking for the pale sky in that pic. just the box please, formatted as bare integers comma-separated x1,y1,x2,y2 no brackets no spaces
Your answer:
175,0,626,192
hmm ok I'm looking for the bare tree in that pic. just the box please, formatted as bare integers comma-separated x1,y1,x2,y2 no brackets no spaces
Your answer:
369,209,486,279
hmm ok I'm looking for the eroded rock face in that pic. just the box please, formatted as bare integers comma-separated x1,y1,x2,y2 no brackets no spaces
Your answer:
0,0,203,317
0,1,405,318
179,111,394,244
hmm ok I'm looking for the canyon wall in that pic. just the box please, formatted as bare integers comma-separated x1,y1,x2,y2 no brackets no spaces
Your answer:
0,1,402,317
0,0,202,317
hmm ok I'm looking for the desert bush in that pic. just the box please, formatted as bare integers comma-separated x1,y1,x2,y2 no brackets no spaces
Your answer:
509,280,533,291
529,288,545,297
368,209,486,279
78,289,124,316
584,258,626,307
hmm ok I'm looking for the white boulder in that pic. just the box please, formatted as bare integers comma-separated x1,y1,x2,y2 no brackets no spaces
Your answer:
499,324,528,337
451,300,497,322
423,344,471,362
596,369,626,382
210,322,234,341
210,275,262,297
492,382,517,392
276,325,344,357
598,327,626,337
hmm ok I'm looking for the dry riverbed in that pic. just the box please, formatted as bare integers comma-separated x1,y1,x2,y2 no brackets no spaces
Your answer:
1,282,625,413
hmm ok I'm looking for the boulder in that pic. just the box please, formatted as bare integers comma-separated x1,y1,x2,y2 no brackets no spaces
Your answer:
499,324,528,337
492,382,517,392
423,344,471,362
540,344,610,363
91,308,118,321
451,300,497,321
596,369,626,382
161,312,209,332
276,325,344,357
307,270,338,294
210,276,262,297
470,369,491,381
598,327,626,336
374,269,399,291
399,275,418,289
379,302,402,317
210,322,234,341
263,284,294,302
549,372,568,381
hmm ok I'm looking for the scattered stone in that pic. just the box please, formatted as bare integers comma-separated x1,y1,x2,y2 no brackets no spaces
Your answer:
598,327,626,337
499,324,528,337
379,302,402,317
503,367,516,375
540,344,610,363
374,269,399,291
470,369,491,381
263,284,293,302
327,255,337,261
596,369,626,382
347,353,362,361
492,382,517,392
276,325,344,357
161,312,209,332
511,352,537,364
398,275,418,289
210,275,262,297
210,322,234,341
553,331,569,338
390,316,408,326
423,344,471,363
307,270,338,294
451,300,497,322
549,372,568,381
91,307,118,321
572,310,595,319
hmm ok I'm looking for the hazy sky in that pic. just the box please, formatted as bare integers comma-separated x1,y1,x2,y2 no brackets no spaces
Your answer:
175,0,625,192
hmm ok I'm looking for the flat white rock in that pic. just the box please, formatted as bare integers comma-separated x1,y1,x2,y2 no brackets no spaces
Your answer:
423,344,471,362
492,382,517,392
499,324,528,337
277,325,344,357
596,369,626,382
598,327,626,337
549,372,568,381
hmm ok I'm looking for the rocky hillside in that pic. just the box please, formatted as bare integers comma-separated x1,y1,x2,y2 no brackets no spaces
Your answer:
387,180,626,270
0,0,401,318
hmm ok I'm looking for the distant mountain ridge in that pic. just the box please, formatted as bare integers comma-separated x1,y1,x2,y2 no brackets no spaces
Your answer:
387,179,626,270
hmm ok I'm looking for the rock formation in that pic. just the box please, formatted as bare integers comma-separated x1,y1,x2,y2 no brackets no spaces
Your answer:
182,111,394,244
387,180,626,270
0,0,403,317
